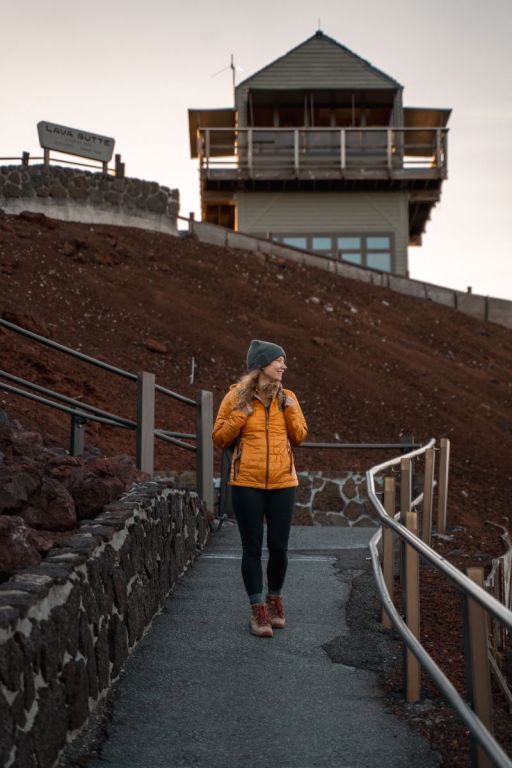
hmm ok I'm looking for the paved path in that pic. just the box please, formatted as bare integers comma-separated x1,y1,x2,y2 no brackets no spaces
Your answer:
86,523,440,768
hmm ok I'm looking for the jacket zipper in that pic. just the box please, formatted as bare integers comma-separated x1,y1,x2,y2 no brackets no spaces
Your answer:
233,443,242,480
265,404,270,489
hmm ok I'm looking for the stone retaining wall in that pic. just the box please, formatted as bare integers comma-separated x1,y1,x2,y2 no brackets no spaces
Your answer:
0,165,179,235
294,471,381,526
0,481,209,768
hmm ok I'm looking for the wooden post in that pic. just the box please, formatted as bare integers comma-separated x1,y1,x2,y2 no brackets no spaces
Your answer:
340,129,346,171
136,372,155,476
205,129,211,172
382,476,396,628
294,130,299,177
464,567,493,768
196,390,214,513
43,148,50,167
422,447,436,545
196,130,203,168
248,128,253,176
387,128,393,171
399,456,412,610
435,128,442,169
115,154,125,178
400,457,412,523
437,438,450,534
404,510,421,703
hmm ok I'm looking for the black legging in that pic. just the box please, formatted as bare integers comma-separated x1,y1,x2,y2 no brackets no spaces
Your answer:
231,486,296,601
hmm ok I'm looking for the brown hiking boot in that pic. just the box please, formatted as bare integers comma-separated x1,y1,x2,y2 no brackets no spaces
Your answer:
266,595,286,629
250,603,273,637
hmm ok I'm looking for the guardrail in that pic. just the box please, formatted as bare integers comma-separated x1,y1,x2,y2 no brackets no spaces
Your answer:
367,439,512,768
196,126,448,178
0,151,125,177
0,317,214,512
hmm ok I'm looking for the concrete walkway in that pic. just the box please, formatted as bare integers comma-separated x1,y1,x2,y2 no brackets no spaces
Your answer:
86,523,440,768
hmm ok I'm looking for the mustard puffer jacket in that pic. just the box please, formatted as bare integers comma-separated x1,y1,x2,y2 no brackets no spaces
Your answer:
212,386,308,489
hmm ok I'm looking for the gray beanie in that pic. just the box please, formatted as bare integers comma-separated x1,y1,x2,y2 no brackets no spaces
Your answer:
246,339,286,371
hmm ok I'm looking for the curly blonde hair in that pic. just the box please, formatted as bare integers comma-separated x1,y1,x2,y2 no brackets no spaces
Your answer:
235,370,283,410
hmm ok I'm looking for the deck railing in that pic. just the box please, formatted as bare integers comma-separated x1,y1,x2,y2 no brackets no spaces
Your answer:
197,126,448,178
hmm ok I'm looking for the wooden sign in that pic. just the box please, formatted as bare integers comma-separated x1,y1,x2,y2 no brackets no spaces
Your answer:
37,121,115,163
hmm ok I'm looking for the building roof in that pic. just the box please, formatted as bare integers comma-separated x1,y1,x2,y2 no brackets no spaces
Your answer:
237,30,402,91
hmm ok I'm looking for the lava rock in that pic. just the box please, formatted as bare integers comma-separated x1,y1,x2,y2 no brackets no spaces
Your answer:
0,516,41,575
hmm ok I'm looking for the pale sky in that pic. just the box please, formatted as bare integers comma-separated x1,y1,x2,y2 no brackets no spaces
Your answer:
2,0,511,299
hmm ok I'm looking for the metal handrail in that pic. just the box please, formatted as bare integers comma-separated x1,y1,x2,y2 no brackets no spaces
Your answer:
1,311,213,509
0,317,195,406
366,440,512,768
0,380,130,430
0,155,115,173
0,370,134,428
301,441,421,450
367,440,512,628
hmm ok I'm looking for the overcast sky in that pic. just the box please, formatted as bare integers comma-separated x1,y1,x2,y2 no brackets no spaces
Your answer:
2,0,511,299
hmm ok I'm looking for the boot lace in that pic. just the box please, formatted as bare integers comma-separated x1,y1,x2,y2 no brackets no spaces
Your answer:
255,604,270,626
269,597,284,618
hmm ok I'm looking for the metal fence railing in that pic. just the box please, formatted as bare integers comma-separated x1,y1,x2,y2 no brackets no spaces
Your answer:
366,439,512,768
0,152,125,177
0,317,213,512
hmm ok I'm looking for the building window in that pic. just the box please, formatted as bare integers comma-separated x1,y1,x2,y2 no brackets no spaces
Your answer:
282,236,307,248
271,233,393,272
337,237,361,250
338,234,392,272
312,236,332,250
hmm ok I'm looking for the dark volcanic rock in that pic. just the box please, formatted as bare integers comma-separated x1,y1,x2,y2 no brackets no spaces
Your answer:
0,517,41,575
63,469,125,520
0,459,43,513
22,477,77,531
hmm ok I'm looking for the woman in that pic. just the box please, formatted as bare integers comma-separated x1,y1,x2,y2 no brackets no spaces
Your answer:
212,339,308,637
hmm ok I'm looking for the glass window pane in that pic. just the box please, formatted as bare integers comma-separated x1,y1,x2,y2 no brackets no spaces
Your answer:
367,252,391,271
342,252,362,265
338,237,361,250
312,237,332,250
282,237,307,249
367,236,391,250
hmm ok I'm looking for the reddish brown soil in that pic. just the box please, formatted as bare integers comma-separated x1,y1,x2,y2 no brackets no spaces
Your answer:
1,209,511,765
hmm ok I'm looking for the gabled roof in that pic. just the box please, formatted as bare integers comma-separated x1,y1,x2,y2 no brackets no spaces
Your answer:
237,31,402,91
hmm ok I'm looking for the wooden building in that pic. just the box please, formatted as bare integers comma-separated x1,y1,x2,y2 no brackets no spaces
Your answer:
188,31,450,275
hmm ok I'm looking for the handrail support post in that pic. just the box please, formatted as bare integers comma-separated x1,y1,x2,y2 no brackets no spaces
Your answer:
70,415,86,456
136,371,155,477
196,390,214,513
404,510,421,703
437,437,450,534
422,446,436,544
464,567,494,768
382,476,396,628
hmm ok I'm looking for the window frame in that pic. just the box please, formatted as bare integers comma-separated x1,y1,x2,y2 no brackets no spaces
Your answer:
268,232,395,273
